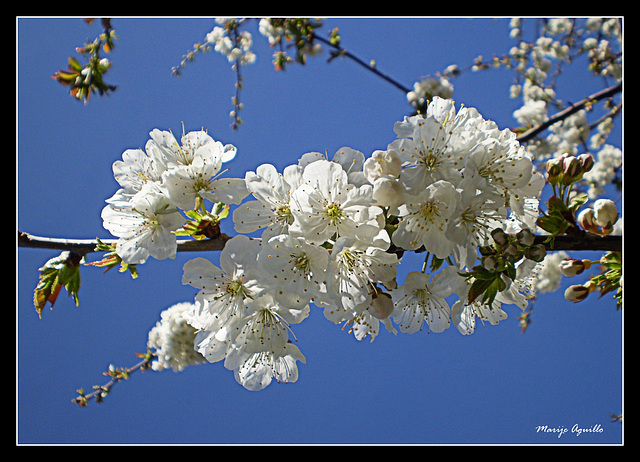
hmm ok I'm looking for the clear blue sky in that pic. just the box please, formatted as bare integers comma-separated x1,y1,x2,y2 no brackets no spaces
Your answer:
17,17,623,445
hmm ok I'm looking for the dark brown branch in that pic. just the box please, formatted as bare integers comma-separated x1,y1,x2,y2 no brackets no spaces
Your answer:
517,82,622,143
534,234,621,252
19,230,621,254
312,33,412,94
17,230,231,256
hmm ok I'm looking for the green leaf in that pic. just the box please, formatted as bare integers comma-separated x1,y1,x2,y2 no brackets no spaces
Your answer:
33,252,82,317
568,193,589,212
467,277,495,303
67,56,83,72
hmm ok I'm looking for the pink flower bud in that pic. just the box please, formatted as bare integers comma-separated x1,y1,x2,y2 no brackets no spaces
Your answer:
578,208,599,233
546,157,563,184
562,155,582,183
578,153,594,173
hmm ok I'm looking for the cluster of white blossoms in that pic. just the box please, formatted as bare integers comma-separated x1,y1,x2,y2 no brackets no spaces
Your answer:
102,97,546,391
101,127,248,265
205,18,256,65
506,18,621,165
147,302,207,372
406,76,454,111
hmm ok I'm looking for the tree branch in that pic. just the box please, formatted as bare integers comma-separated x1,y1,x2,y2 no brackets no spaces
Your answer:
312,33,412,94
18,230,621,254
534,234,621,252
517,82,622,143
17,230,231,256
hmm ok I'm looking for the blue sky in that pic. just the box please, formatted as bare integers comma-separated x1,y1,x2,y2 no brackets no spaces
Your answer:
17,17,623,445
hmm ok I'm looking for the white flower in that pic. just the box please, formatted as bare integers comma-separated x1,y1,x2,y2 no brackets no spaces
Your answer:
181,235,264,333
582,144,622,199
513,99,548,126
206,24,256,65
370,177,406,213
299,146,367,186
363,149,402,183
406,77,453,109
392,180,461,258
147,302,206,372
289,159,383,245
233,163,303,238
593,198,619,229
101,183,185,264
390,266,462,334
451,297,508,335
110,148,165,202
534,251,569,294
446,174,508,269
154,130,246,211
223,293,309,391
231,343,306,391
389,115,463,193
258,233,329,307
162,154,248,211
321,291,397,343
464,131,535,216
325,226,399,316
495,257,540,310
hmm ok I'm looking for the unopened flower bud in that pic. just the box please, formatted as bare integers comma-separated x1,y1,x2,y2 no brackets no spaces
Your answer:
564,284,591,302
525,244,546,262
546,157,563,184
578,207,599,233
559,258,590,277
516,228,535,246
369,292,394,320
363,149,402,183
482,255,499,271
546,157,563,175
372,177,404,211
562,155,582,184
578,153,594,173
593,199,618,229
491,228,509,246
503,242,519,258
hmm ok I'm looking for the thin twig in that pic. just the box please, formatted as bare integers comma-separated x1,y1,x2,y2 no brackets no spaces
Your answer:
517,82,622,143
72,352,157,407
312,33,412,94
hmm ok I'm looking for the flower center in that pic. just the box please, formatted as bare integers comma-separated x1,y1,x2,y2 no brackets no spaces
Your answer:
325,202,344,225
275,204,293,224
226,279,245,296
419,151,442,172
293,252,311,275
418,201,440,222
